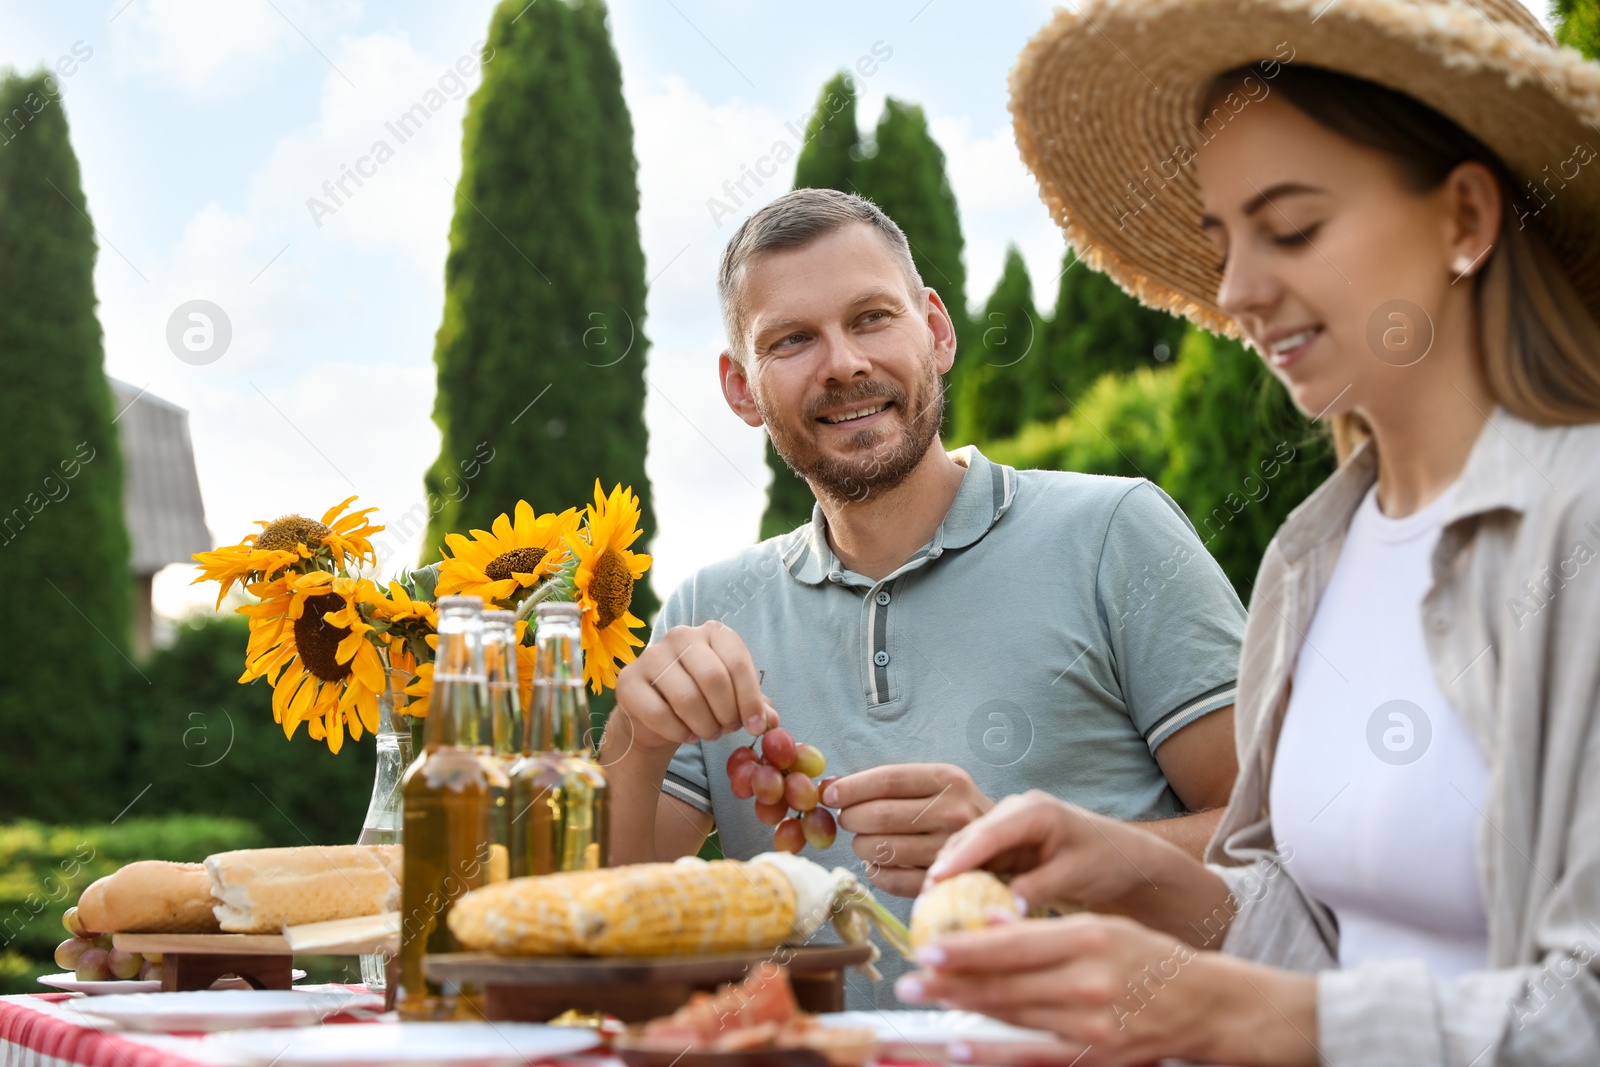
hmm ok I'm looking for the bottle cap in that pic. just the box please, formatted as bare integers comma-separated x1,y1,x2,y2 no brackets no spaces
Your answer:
436,594,485,612
535,601,581,620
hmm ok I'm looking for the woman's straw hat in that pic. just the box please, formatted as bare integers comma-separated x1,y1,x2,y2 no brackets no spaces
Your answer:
1009,0,1600,337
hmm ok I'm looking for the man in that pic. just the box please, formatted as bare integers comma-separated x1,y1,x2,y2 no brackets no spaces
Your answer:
599,189,1245,1006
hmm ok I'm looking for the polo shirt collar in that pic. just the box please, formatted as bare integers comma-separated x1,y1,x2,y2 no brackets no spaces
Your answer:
1271,405,1545,565
781,446,1017,586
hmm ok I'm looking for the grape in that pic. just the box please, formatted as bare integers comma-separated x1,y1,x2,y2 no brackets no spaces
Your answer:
751,763,785,805
62,906,88,938
138,959,162,982
726,746,757,776
773,818,806,854
108,948,143,980
76,947,112,983
54,937,90,970
144,952,163,963
753,798,789,826
761,728,797,771
792,744,826,778
729,759,757,800
817,776,842,806
801,807,837,850
93,933,114,951
784,772,819,812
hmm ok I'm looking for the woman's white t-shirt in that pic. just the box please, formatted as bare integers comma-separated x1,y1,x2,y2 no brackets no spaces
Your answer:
1270,482,1490,978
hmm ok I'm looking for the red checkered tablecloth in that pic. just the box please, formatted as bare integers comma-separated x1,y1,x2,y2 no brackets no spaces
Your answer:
0,992,616,1067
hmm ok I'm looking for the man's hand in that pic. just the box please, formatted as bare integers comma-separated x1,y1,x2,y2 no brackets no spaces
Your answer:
822,764,994,897
613,621,774,752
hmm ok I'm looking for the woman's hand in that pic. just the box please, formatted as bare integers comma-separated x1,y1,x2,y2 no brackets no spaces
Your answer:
895,913,1319,1067
926,791,1229,944
925,790,1153,912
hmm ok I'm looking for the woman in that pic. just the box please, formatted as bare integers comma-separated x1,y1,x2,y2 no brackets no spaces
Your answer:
897,2,1600,1065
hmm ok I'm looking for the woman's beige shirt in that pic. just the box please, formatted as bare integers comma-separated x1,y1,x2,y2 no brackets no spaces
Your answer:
1207,408,1600,1066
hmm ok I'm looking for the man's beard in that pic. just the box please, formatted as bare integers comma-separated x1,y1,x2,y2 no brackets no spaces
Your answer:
757,341,945,504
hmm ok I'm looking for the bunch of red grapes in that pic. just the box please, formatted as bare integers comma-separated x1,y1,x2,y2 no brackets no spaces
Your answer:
726,726,839,854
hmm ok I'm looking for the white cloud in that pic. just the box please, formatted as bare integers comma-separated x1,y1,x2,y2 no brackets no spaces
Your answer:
929,114,1064,315
108,0,361,94
109,25,494,617
627,74,788,596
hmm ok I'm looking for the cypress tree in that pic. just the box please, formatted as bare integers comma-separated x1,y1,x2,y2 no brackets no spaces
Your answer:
423,0,656,619
0,71,131,820
757,73,864,540
953,246,1039,444
858,100,973,405
1039,248,1185,414
792,72,861,193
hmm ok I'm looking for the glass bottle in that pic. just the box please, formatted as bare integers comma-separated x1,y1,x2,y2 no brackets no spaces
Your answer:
507,601,610,878
482,609,525,777
356,668,413,991
397,595,508,1021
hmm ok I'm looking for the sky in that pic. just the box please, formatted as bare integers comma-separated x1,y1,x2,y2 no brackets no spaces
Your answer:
0,0,1554,622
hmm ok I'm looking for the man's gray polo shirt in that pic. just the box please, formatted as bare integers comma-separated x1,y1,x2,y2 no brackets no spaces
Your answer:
655,446,1245,1008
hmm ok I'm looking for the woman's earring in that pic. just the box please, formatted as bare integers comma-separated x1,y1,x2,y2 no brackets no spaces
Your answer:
1452,248,1490,278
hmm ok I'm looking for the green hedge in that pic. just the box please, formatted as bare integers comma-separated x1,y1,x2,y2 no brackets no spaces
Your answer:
0,816,262,993
982,329,1334,600
983,365,1178,483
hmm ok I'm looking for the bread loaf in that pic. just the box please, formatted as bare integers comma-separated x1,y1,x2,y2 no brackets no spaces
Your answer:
76,861,222,934
205,844,401,933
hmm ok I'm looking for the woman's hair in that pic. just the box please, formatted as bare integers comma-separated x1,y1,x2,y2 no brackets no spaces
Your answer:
1204,65,1600,461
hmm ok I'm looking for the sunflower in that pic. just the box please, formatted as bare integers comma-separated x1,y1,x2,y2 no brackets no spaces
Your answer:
436,501,580,607
570,481,652,693
238,571,387,754
192,497,382,607
361,580,438,718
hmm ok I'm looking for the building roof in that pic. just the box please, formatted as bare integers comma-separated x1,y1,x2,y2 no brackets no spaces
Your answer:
110,379,212,576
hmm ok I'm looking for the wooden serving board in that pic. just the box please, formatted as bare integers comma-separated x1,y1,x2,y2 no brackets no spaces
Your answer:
114,916,400,995
113,914,399,958
425,944,873,1023
112,932,289,954
111,934,294,992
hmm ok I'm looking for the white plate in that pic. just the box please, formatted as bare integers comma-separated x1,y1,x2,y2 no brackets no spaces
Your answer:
39,970,307,995
207,1022,602,1065
820,1009,1057,1046
63,989,381,1032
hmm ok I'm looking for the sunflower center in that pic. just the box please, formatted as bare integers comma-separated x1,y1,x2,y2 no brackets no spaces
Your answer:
591,548,633,630
257,515,332,553
486,546,547,583
294,593,352,682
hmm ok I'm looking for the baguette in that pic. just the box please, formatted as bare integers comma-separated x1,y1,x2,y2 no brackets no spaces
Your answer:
205,844,401,934
76,861,222,934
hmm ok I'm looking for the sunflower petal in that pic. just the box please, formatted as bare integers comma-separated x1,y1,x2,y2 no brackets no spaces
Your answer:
320,496,360,525
352,643,385,694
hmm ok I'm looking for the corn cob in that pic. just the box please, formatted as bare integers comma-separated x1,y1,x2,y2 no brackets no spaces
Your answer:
447,853,911,967
909,870,1020,948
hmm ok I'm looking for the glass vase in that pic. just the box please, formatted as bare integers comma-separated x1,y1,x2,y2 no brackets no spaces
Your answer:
357,672,414,992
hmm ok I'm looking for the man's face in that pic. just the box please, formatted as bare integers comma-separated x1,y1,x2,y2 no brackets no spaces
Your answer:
725,224,954,502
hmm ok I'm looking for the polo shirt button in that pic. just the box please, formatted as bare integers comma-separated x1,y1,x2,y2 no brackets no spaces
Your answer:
875,590,891,606
874,650,890,667
1429,612,1450,632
